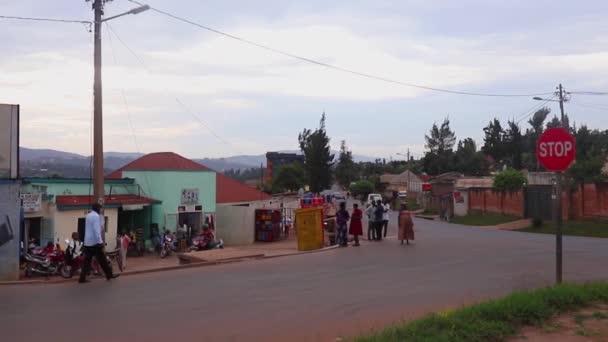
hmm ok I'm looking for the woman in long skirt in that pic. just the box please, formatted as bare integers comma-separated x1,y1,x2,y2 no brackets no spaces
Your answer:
398,203,414,245
349,203,363,246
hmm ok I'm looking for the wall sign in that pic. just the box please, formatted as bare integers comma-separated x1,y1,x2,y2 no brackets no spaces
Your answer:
181,188,199,205
21,193,42,213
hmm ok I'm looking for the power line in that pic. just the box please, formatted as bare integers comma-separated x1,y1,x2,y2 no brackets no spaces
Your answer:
570,102,608,111
127,0,553,98
0,14,91,24
515,95,557,124
569,91,608,95
106,22,245,156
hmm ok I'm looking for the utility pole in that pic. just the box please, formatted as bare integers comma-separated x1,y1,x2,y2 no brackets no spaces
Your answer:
406,148,410,192
92,0,105,207
555,83,566,284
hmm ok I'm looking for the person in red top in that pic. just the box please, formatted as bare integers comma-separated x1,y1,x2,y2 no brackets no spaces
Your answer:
349,203,363,246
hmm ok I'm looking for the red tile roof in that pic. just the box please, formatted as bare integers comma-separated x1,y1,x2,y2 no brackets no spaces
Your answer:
216,173,272,204
107,152,271,204
56,194,161,209
108,152,210,178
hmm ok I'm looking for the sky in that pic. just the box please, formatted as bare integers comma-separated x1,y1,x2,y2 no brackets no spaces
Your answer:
1,0,607,160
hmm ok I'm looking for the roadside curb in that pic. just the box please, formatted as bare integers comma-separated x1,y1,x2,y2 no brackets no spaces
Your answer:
0,245,340,286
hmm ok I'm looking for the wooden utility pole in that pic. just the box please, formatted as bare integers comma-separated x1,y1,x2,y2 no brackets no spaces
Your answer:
555,83,566,283
92,0,105,207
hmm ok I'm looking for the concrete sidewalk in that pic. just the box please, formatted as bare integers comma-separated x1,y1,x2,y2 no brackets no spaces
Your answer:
4,238,337,285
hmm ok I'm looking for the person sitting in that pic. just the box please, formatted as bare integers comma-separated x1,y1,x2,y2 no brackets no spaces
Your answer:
200,226,223,250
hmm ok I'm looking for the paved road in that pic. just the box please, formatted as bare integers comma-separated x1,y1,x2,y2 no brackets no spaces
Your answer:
2,219,608,342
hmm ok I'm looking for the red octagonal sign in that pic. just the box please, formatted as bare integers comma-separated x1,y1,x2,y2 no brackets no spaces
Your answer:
536,128,576,171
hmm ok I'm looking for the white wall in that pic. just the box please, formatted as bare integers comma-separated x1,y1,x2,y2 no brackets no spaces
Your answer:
216,200,288,246
216,205,256,246
0,182,20,281
53,208,118,250
453,189,469,217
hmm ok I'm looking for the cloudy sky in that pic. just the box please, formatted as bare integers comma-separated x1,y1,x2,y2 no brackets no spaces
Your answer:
1,0,607,159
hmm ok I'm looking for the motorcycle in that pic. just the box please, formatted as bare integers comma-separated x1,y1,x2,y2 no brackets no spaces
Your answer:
61,240,119,278
24,246,65,278
160,233,176,258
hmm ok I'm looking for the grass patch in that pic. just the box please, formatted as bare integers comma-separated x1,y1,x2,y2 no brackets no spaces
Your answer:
592,311,608,320
450,214,520,226
421,209,438,216
354,282,608,342
518,220,608,238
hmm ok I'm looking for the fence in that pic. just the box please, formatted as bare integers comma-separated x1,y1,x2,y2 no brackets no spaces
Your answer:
466,182,608,221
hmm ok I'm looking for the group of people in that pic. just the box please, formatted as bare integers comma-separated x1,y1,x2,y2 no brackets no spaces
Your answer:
334,199,415,247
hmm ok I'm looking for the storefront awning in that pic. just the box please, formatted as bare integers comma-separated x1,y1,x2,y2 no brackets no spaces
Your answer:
56,194,161,210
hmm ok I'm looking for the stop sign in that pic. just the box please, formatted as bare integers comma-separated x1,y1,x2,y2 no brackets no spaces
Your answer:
537,128,576,171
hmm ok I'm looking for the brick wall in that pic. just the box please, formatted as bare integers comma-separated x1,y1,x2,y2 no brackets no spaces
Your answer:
468,188,524,217
565,183,608,220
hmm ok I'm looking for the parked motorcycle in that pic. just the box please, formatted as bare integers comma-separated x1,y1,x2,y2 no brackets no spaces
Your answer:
61,240,118,278
160,233,175,258
24,247,65,278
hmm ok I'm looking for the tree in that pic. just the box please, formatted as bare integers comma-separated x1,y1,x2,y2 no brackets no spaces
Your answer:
452,138,488,176
482,118,505,163
546,114,570,130
523,107,551,170
272,163,306,193
566,158,607,185
334,140,357,188
349,180,374,200
493,169,526,192
298,113,335,193
423,117,456,175
504,120,523,169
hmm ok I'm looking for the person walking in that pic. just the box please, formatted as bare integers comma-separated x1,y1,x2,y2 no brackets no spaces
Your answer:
374,199,385,241
398,203,415,245
119,231,130,270
349,203,363,246
336,202,350,247
79,203,119,283
366,201,376,240
382,200,390,238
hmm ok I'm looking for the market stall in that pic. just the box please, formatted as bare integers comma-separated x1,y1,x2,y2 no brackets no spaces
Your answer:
254,209,283,242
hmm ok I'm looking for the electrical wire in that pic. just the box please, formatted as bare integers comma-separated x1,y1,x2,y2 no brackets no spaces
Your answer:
570,102,608,111
106,22,246,158
127,0,553,98
515,95,557,124
0,15,91,24
106,23,154,197
569,91,608,95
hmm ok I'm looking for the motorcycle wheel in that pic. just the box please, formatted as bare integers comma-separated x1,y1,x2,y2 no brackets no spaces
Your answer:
160,248,168,259
25,264,34,278
60,265,73,278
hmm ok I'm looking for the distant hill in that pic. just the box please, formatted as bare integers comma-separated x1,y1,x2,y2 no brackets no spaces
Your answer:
18,147,378,178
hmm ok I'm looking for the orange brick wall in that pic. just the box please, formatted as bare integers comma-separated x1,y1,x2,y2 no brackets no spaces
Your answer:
468,188,524,217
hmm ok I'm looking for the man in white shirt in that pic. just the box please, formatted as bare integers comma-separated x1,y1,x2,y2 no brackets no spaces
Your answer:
382,200,390,238
79,203,119,283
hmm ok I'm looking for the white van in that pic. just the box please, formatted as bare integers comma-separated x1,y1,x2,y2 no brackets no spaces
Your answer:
366,193,382,204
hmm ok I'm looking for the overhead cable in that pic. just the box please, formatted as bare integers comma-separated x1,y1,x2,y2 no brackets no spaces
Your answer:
127,0,553,98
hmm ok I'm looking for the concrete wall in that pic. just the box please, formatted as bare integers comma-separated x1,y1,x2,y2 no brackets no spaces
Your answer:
216,200,287,246
53,207,118,251
0,181,21,280
216,205,255,246
123,171,216,230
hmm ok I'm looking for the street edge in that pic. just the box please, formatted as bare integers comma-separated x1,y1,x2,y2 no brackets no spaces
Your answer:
0,245,339,286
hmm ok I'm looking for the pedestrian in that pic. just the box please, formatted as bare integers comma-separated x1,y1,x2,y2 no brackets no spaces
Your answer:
119,231,130,269
382,200,390,238
398,203,415,245
366,201,376,240
349,203,363,246
336,202,350,247
79,203,119,283
374,200,385,240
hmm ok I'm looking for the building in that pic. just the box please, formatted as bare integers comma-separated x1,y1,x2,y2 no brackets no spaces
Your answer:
379,170,424,195
0,103,20,280
20,177,160,251
108,152,216,238
266,152,304,181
